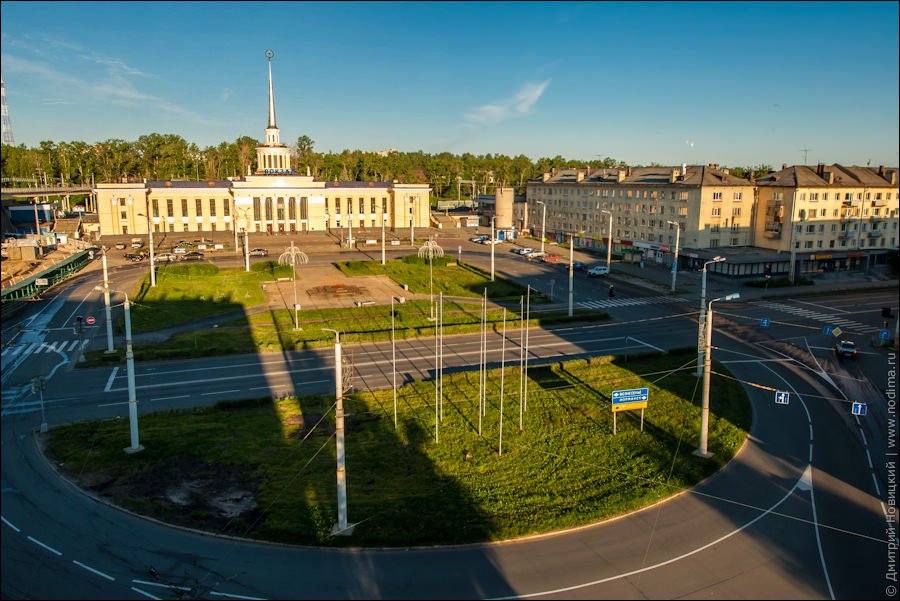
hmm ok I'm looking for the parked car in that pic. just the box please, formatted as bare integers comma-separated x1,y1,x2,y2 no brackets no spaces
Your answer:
834,340,858,359
249,248,269,257
572,261,588,271
173,246,188,254
123,252,144,262
114,243,127,250
587,265,610,277
130,240,144,249
469,235,489,243
527,250,545,260
480,238,501,245
519,248,535,256
155,252,177,262
181,251,205,261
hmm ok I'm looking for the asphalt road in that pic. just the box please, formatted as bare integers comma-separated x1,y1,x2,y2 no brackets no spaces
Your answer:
1,242,894,600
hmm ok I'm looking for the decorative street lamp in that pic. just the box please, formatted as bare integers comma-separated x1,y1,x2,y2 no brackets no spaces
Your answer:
278,241,309,331
418,236,444,321
697,256,726,376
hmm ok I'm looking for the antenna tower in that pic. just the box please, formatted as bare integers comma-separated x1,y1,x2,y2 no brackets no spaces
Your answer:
1,75,15,146
799,148,812,164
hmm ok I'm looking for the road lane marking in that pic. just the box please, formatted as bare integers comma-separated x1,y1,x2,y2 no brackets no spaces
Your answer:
1,516,21,532
104,367,119,392
150,395,190,401
201,389,240,396
131,587,162,600
66,339,80,351
73,560,115,581
133,579,192,591
27,536,62,556
626,336,665,353
210,592,267,600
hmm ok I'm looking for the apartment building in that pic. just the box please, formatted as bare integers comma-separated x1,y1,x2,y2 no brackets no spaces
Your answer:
525,164,756,267
755,163,899,272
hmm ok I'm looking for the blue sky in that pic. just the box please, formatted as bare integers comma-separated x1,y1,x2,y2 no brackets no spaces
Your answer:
2,1,898,167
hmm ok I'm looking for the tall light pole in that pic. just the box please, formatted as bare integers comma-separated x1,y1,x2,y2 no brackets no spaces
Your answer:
695,292,740,458
490,217,496,282
101,248,114,353
537,200,547,255
278,242,309,331
138,205,156,288
381,213,386,265
697,256,725,376
567,231,584,317
418,236,443,321
667,220,680,293
323,328,353,535
601,209,613,273
98,286,143,453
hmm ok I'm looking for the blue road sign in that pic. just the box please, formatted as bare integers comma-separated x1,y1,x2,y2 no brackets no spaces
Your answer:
760,318,770,328
775,391,790,405
851,402,867,416
822,325,834,335
881,329,890,341
612,388,650,404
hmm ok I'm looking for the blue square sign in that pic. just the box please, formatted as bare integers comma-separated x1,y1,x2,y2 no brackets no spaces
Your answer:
822,325,834,335
760,318,770,328
851,402,867,416
775,391,790,405
881,329,890,341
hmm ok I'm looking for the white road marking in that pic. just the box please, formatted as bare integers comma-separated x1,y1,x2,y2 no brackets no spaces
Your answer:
210,592,267,600
201,389,241,396
1,515,21,532
132,579,192,591
66,339,80,351
73,560,115,581
27,536,62,556
131,587,162,600
627,336,665,353
150,395,190,401
104,367,119,392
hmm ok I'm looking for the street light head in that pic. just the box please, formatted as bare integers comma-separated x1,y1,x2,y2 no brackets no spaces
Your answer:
725,293,740,301
713,256,725,262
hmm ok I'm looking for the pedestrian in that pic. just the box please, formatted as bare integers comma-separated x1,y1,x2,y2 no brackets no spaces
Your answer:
608,285,615,298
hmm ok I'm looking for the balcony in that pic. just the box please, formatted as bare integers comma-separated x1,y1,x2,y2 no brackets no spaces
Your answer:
868,230,884,238
763,223,782,239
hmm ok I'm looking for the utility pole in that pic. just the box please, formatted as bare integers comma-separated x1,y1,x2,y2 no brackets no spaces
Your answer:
324,329,353,535
695,293,740,458
490,217,496,282
123,294,142,453
102,248,114,353
568,232,575,317
697,257,725,376
498,308,507,457
667,220,680,293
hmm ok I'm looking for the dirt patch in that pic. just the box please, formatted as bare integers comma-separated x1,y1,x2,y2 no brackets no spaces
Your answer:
62,455,265,536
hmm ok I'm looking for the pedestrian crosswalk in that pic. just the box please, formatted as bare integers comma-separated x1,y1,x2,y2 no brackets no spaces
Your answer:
578,295,691,310
755,301,880,334
1,339,89,359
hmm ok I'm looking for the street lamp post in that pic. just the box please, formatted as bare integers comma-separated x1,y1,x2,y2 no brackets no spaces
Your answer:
138,206,156,288
667,220,680,293
601,209,613,274
537,200,547,255
323,328,353,535
101,248,114,353
278,242,309,331
418,237,444,320
98,286,143,453
381,214,386,265
695,292,740,458
490,217,496,282
697,256,725,377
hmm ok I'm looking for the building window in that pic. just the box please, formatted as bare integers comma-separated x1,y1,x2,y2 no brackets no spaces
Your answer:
195,198,203,217
359,198,365,214
711,224,720,233
289,197,296,220
820,209,826,217
799,193,806,201
209,199,216,217
253,197,261,221
181,199,188,216
276,198,285,221
152,199,159,218
731,237,739,246
265,198,273,221
382,197,388,212
679,191,689,201
710,239,719,247
810,193,818,201
733,207,742,216
120,211,127,220
370,198,376,213
167,199,174,217
223,200,230,217
712,207,721,217
122,225,128,234
806,225,815,233
817,240,823,248
829,240,835,248
301,197,308,220
713,192,722,201
805,241,813,249
734,192,742,201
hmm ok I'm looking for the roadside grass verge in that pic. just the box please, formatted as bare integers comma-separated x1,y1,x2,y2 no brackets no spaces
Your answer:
45,348,749,547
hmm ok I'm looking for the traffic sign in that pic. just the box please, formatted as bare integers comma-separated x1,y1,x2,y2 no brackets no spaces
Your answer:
822,326,833,335
880,329,890,341
851,402,867,416
611,387,649,412
831,326,842,337
86,316,96,325
775,391,790,405
760,318,770,328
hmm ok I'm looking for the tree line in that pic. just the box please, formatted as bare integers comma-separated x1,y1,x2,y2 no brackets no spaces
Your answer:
0,133,772,198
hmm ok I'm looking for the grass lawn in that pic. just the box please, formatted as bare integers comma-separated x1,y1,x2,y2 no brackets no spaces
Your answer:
336,255,527,299
45,349,749,547
129,261,292,332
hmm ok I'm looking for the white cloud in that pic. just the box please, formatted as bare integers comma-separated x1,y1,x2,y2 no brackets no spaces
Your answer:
464,80,551,126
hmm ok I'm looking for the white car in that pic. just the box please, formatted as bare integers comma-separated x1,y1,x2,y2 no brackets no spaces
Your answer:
587,265,610,277
519,248,535,256
155,252,177,262
469,235,489,243
173,247,188,254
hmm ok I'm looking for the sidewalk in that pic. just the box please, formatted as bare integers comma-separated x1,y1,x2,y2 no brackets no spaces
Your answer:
608,258,898,301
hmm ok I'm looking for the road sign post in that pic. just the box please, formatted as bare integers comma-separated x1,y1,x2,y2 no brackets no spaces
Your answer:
775,391,790,405
611,388,650,434
760,317,770,328
86,316,96,326
851,402,867,416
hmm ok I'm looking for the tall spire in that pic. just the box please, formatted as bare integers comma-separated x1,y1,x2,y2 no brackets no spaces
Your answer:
266,49,276,129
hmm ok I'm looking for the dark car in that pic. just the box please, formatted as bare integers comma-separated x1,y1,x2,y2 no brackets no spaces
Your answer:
834,340,858,359
249,248,269,257
123,252,145,262
181,251,205,261
572,261,588,271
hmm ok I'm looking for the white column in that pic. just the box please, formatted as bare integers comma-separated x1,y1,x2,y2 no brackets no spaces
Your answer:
124,296,143,453
102,249,114,353
333,335,349,533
